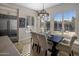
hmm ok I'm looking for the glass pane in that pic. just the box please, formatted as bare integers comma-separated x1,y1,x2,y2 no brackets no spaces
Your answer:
54,13,62,35
54,13,62,31
46,21,50,31
64,10,76,32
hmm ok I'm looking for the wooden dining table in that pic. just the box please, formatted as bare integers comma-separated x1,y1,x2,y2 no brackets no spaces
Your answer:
0,36,20,56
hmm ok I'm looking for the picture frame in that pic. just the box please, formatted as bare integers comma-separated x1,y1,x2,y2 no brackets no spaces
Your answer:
19,18,25,28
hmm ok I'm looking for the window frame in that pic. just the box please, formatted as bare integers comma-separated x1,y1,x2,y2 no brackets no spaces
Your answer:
53,10,76,36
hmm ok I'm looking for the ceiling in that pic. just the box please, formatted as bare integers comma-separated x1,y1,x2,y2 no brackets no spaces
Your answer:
16,3,59,10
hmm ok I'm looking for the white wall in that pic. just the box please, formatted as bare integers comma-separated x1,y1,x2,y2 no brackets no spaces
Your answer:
19,28,31,41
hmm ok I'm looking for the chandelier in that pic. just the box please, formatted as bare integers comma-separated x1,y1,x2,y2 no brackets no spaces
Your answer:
38,3,49,17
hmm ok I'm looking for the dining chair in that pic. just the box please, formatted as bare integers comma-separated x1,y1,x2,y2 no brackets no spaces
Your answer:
31,32,39,52
70,36,79,56
56,36,77,56
37,33,51,56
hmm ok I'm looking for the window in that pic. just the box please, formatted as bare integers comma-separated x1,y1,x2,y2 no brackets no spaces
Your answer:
63,10,76,37
64,10,76,32
40,16,50,33
53,10,76,36
54,13,62,35
46,21,50,31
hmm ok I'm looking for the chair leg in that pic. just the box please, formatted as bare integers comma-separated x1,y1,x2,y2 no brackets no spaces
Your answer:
45,50,47,56
69,54,71,56
36,44,38,52
38,46,41,53
71,51,74,56
69,52,72,56
32,43,35,50
37,45,39,52
33,44,39,52
32,43,34,49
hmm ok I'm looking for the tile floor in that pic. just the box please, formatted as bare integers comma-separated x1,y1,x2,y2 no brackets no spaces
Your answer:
14,39,31,56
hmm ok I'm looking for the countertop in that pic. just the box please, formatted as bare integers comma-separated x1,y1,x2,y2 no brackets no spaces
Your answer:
0,36,20,56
